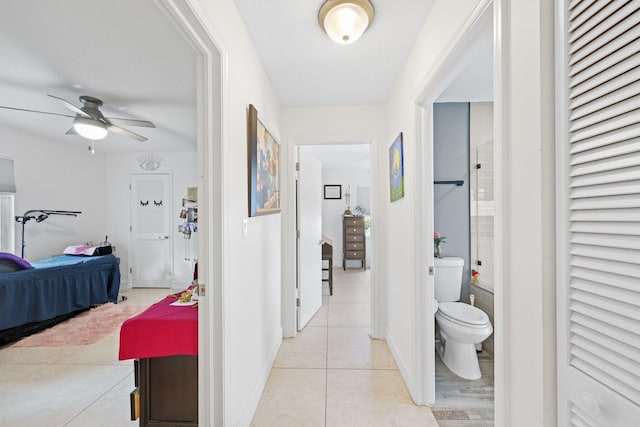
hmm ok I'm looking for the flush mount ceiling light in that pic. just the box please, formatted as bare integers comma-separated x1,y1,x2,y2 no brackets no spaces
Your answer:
319,0,375,44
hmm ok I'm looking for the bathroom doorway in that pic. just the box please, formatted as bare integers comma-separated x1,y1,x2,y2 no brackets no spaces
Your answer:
410,0,495,412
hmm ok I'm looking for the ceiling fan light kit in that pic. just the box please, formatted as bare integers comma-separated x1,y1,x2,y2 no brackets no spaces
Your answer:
319,0,374,44
73,116,108,140
0,94,155,144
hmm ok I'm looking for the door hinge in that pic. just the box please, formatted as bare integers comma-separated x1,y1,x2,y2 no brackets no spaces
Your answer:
129,267,132,274
296,230,300,239
129,184,132,190
295,162,300,171
428,266,434,275
129,225,132,232
296,298,300,307
476,163,482,169
199,284,206,297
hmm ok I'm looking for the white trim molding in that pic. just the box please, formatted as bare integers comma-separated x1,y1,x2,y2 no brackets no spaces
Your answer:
154,1,228,426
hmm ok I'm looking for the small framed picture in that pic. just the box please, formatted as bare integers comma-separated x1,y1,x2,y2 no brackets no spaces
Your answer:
324,185,342,200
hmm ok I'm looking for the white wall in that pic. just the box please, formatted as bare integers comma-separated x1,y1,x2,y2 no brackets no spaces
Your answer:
0,126,107,261
196,1,283,425
105,152,197,288
321,168,371,268
383,0,482,400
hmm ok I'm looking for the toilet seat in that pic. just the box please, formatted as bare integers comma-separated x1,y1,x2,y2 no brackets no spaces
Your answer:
437,302,489,327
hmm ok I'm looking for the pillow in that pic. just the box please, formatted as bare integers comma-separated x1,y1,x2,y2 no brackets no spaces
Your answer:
0,252,33,273
63,245,113,256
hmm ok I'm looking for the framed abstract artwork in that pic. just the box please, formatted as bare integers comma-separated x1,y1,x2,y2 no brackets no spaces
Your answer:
247,104,280,216
389,132,405,202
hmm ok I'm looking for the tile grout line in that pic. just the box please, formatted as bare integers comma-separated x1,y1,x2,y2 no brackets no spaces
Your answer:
62,367,132,426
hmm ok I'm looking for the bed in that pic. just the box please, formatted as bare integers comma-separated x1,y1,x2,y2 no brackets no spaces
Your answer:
0,253,121,344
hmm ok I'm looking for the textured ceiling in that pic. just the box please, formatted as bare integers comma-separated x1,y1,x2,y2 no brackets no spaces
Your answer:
234,0,435,107
0,0,196,153
0,1,489,158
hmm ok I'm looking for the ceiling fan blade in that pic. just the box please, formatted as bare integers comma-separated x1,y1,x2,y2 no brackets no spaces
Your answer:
65,127,78,135
106,117,155,128
0,105,74,118
47,94,90,118
107,124,147,142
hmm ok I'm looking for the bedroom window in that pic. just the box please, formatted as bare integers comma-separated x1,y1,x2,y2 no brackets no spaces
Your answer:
0,194,15,254
0,158,16,254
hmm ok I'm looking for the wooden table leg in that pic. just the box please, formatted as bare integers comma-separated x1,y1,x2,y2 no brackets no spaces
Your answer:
328,258,333,295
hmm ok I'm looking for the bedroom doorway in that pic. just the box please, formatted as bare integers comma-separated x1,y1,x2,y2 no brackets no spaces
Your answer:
129,172,173,288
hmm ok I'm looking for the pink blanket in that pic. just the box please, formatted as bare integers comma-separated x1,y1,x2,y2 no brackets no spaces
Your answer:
63,245,100,256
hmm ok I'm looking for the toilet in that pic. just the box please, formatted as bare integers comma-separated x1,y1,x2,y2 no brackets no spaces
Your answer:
434,257,492,380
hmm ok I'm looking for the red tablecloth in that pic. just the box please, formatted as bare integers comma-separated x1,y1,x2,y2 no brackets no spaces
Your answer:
119,295,198,360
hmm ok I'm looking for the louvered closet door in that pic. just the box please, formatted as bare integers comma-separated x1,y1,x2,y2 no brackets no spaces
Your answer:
558,0,640,425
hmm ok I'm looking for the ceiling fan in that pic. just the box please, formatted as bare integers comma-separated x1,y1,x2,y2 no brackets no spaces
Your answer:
0,94,155,142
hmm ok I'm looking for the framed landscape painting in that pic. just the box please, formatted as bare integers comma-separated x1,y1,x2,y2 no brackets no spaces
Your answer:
389,132,405,202
247,104,280,216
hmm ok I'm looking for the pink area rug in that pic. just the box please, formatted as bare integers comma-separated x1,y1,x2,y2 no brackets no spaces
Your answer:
12,303,148,348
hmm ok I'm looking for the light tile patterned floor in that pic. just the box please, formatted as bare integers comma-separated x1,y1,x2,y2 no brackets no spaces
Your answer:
251,268,441,427
0,273,495,427
0,287,168,427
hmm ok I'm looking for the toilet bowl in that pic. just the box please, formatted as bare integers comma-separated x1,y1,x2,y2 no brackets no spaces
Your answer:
435,301,492,379
434,257,493,380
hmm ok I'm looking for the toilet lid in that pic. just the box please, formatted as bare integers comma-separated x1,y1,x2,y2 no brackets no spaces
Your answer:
437,302,489,326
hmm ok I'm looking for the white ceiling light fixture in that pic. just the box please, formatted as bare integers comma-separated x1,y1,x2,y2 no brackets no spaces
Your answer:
73,117,108,140
319,0,374,45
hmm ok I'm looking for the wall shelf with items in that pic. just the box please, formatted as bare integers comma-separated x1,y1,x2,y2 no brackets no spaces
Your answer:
179,188,198,276
179,187,198,239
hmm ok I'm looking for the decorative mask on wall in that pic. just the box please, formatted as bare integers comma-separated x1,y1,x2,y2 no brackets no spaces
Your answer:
137,153,162,171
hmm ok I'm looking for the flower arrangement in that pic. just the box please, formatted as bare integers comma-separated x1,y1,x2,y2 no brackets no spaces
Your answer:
434,232,446,257
471,269,480,284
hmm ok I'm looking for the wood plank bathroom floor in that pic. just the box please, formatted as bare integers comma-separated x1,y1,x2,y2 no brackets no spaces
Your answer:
432,350,494,426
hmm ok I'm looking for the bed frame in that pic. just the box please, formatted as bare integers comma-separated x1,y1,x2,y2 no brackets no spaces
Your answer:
0,254,121,346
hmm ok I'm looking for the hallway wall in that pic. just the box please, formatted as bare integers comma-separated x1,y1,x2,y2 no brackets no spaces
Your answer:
196,1,283,425
383,0,481,401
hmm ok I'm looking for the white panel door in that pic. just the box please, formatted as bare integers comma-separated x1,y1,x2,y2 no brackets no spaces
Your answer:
130,173,173,288
557,1,640,424
297,147,323,330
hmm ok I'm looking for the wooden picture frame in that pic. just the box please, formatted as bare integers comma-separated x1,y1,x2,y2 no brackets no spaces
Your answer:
247,104,280,216
324,185,342,200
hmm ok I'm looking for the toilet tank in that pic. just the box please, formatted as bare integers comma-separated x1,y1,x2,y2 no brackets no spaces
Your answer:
434,257,464,302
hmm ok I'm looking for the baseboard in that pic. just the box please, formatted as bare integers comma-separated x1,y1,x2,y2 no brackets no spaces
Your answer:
385,327,416,401
236,326,282,426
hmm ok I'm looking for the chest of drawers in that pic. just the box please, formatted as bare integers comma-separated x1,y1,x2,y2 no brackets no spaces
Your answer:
342,216,366,270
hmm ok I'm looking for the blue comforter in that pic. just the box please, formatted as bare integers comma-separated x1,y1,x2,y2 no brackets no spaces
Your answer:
0,254,121,331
